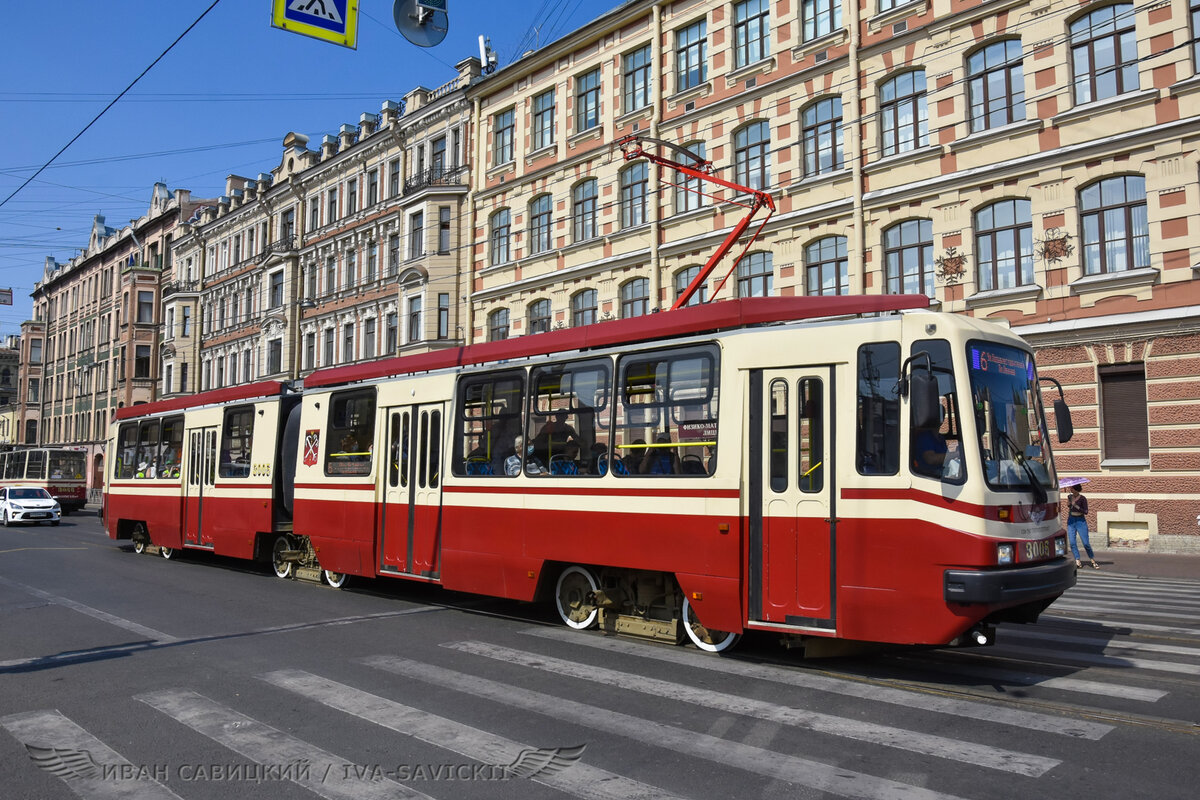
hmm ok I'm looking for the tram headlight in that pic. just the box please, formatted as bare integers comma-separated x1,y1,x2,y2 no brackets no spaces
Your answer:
1054,536,1066,557
997,543,1015,565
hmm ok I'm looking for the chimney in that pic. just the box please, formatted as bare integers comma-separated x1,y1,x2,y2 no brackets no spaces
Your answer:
380,99,401,128
359,112,379,138
322,134,338,159
338,124,356,151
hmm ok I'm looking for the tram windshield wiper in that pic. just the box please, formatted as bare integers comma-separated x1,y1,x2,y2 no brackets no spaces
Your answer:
994,428,1048,506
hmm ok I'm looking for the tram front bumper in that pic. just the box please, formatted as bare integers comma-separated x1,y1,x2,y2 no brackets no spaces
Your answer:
943,558,1076,605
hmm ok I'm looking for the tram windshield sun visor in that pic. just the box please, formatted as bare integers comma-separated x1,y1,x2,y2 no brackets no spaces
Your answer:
967,342,1057,498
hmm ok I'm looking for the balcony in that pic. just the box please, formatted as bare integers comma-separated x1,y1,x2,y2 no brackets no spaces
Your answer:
162,278,199,298
404,164,467,195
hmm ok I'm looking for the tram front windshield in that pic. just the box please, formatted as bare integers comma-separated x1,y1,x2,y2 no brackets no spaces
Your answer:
967,342,1056,494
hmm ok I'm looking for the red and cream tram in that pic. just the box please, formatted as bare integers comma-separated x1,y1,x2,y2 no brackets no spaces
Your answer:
105,295,1075,653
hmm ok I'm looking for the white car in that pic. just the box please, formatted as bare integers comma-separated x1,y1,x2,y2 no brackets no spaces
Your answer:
1,486,62,527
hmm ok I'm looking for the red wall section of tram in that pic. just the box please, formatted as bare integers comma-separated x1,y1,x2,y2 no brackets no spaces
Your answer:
294,490,377,576
106,483,275,559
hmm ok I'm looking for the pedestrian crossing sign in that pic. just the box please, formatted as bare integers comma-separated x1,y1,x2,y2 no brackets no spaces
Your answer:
272,0,359,50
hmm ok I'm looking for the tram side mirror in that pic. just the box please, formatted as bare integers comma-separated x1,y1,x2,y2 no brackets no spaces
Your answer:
910,370,941,431
1054,398,1074,443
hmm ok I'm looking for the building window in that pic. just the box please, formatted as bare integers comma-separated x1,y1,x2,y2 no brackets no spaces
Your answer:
269,271,284,308
181,308,191,336
737,252,773,297
389,158,401,197
880,71,928,157
488,308,510,342
137,291,154,323
267,339,282,374
489,209,511,266
30,339,43,364
883,219,934,297
438,207,451,254
325,256,337,294
1080,175,1149,275
571,289,597,326
366,241,378,282
967,42,1025,134
533,89,556,151
346,178,358,215
572,179,598,242
341,324,354,363
733,0,770,68
493,108,515,165
675,142,706,213
674,265,709,306
306,265,317,298
409,211,424,259
676,19,707,92
620,278,650,318
1193,0,1200,69
389,234,400,275
734,121,771,190
802,97,842,177
802,0,840,41
527,299,551,334
345,249,357,288
805,236,848,296
364,318,376,359
1071,4,1138,105
135,344,151,378
304,333,315,370
623,44,652,112
385,312,398,354
438,293,449,339
620,163,648,229
431,136,447,176
367,169,379,206
529,194,552,255
575,68,601,132
309,198,320,231
323,329,335,365
975,199,1034,291
1099,364,1149,460
327,188,338,224
407,296,422,343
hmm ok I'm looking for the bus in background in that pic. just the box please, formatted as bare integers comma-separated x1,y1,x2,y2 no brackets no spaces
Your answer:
0,448,88,514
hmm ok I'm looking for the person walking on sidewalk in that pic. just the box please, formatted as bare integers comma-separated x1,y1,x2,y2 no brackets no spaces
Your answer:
1066,483,1099,569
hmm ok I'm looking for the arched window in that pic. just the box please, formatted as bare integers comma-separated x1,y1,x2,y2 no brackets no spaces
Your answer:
1080,175,1149,275
620,163,648,228
801,98,843,177
975,199,1033,290
620,278,650,318
880,71,927,156
967,40,1025,132
572,179,598,242
489,209,510,266
674,265,708,306
805,236,848,296
734,121,771,189
528,299,552,334
737,252,773,297
487,308,509,342
882,219,934,297
571,289,598,327
529,194,552,255
1071,5,1138,105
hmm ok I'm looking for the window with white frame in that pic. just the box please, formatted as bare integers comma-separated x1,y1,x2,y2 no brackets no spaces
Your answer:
620,163,648,229
575,68,601,132
734,121,771,189
623,45,652,112
493,108,515,165
408,296,423,342
802,97,843,176
409,211,424,259
572,179,598,242
675,142,706,213
489,209,511,266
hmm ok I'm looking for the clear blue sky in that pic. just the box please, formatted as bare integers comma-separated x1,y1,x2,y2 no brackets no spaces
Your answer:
0,0,619,341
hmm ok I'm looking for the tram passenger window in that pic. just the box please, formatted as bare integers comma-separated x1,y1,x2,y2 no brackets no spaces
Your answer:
454,371,524,477
219,407,254,478
115,424,138,480
135,420,161,479
856,342,900,475
5,451,26,480
909,339,964,483
769,380,788,492
325,389,376,477
615,345,719,477
160,417,184,479
799,378,824,493
27,450,48,481
529,358,611,476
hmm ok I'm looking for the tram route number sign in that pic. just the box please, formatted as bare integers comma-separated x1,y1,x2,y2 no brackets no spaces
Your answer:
271,0,359,50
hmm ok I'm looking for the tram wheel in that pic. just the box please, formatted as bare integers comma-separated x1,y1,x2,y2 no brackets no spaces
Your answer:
323,570,347,589
132,522,148,555
681,596,740,653
555,565,600,630
160,546,175,560
271,535,294,579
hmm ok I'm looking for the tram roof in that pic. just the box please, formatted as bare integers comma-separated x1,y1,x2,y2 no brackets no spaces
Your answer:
306,294,930,390
113,380,289,421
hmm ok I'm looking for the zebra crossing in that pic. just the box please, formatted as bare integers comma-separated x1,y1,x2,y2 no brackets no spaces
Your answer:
4,570,1200,800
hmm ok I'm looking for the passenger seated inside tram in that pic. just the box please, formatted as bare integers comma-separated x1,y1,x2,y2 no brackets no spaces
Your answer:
640,433,679,475
505,434,544,476
623,439,646,474
533,413,578,457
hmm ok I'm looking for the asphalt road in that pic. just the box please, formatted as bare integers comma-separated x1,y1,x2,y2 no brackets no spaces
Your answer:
2,512,1199,800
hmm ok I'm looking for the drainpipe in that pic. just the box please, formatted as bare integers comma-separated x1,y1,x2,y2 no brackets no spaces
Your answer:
466,96,483,345
850,2,866,294
649,1,665,310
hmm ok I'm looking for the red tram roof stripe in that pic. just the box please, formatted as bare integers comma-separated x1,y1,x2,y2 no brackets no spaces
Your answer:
305,295,930,389
115,381,288,420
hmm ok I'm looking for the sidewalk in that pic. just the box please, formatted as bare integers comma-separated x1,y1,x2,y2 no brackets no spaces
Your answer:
1087,550,1200,581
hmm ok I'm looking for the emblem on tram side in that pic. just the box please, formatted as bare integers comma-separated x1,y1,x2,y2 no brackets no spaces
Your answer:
303,430,320,467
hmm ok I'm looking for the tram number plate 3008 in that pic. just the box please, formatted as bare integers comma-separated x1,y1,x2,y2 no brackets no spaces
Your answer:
1023,539,1052,561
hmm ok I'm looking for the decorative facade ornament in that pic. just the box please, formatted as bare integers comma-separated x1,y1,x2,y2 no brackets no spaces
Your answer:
935,247,967,285
1035,227,1074,264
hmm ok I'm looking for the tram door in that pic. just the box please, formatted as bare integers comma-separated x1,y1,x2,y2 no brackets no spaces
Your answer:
748,367,835,629
379,404,444,577
182,427,217,548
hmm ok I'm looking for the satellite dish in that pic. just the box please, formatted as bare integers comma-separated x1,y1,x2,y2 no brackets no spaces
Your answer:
394,0,449,48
